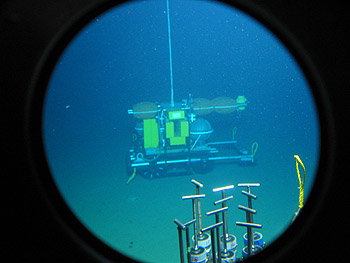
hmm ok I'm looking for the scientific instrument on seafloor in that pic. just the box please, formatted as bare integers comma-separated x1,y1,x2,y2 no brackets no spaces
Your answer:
127,95,258,180
126,0,258,181
174,180,265,263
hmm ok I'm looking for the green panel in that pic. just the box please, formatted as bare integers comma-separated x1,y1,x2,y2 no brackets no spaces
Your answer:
166,122,174,138
143,119,159,148
180,121,189,137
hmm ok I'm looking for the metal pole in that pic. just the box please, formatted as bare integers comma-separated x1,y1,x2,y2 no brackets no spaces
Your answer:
247,186,253,223
213,185,234,253
182,194,206,250
221,193,228,252
174,219,185,263
211,228,217,263
186,227,191,263
184,219,196,263
247,186,253,257
178,227,184,263
192,198,198,249
215,214,222,263
191,180,204,232
247,226,253,257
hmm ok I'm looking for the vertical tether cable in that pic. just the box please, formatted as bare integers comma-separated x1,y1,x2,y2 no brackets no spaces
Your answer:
166,0,174,106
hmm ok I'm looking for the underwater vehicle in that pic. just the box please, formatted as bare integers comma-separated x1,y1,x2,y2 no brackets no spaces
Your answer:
127,94,258,179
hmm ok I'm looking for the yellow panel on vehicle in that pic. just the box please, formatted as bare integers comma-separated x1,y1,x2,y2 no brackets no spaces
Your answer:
143,119,159,148
180,121,189,137
166,122,174,138
170,137,186,145
168,110,185,120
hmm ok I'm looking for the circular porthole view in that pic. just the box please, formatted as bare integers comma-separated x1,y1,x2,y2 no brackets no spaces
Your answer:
42,0,320,262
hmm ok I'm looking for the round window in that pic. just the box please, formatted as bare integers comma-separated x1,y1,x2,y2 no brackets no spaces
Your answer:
42,0,320,262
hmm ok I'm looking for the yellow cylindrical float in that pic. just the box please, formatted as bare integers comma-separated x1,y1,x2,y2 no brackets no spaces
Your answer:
212,97,237,114
132,101,158,119
193,98,213,115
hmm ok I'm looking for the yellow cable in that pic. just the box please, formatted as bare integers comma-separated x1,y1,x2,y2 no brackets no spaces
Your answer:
294,155,306,209
126,168,137,184
251,142,258,163
292,155,306,221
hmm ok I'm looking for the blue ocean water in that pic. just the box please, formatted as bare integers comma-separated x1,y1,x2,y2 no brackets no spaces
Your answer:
43,0,320,262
